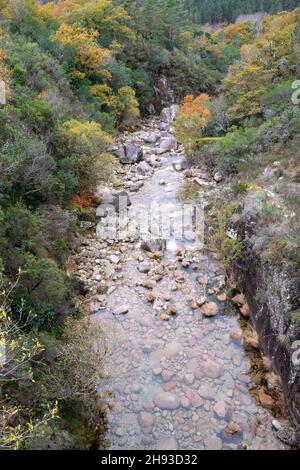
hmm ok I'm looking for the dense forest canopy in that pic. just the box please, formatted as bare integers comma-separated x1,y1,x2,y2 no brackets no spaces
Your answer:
183,0,300,23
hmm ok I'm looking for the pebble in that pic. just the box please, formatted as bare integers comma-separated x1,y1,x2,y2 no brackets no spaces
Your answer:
153,392,180,410
113,304,128,315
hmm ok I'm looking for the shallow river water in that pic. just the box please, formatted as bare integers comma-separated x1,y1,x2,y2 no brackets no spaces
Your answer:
84,118,286,450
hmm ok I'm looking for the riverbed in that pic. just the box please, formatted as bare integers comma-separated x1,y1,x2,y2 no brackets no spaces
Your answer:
74,115,286,450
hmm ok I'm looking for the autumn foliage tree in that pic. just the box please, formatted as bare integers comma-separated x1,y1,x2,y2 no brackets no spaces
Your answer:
174,94,211,148
51,23,111,80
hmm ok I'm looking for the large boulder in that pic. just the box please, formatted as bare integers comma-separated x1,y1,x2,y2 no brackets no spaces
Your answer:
115,143,143,164
156,136,178,154
160,104,179,123
141,238,166,253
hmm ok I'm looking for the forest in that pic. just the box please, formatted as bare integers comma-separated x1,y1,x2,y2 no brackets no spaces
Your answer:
184,0,300,23
0,0,299,452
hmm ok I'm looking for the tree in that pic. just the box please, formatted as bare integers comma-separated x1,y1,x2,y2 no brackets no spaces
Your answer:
174,93,211,148
50,23,111,79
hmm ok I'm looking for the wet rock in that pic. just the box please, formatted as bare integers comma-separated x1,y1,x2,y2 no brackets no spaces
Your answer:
163,381,176,392
181,397,191,409
230,329,243,344
202,301,218,317
225,422,241,435
113,304,129,315
204,435,222,450
197,296,207,307
217,292,227,302
202,359,222,379
162,370,175,382
153,392,180,410
156,436,178,450
213,399,227,418
141,238,166,253
138,412,154,428
185,389,203,408
115,143,143,164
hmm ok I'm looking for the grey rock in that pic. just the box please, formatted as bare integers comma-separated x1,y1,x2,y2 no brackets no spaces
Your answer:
153,392,180,410
137,161,152,176
141,238,166,253
156,437,178,450
160,105,179,123
156,136,177,154
113,304,129,315
115,143,143,164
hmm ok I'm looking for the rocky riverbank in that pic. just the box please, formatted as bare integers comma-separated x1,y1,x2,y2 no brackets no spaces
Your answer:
69,109,293,450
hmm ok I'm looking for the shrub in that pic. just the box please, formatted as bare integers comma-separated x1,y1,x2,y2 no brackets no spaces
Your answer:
55,119,114,190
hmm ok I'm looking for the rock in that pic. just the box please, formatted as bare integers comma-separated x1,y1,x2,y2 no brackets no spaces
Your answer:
213,400,226,418
173,163,182,172
156,136,177,154
160,313,170,321
141,238,166,253
271,419,282,431
231,293,245,307
138,261,151,273
225,422,241,435
147,292,157,303
204,435,222,450
217,292,227,302
185,390,203,408
138,412,154,428
142,280,156,289
160,105,179,123
113,304,128,315
181,397,191,409
137,161,152,176
213,171,223,183
197,296,207,307
162,370,175,382
159,179,166,185
258,388,273,407
137,131,159,143
115,143,143,164
109,254,119,264
201,301,218,317
240,303,250,319
202,359,222,379
277,425,299,447
230,329,243,343
156,436,178,450
153,392,180,410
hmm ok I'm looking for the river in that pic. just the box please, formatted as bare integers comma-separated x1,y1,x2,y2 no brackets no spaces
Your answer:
74,114,287,450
